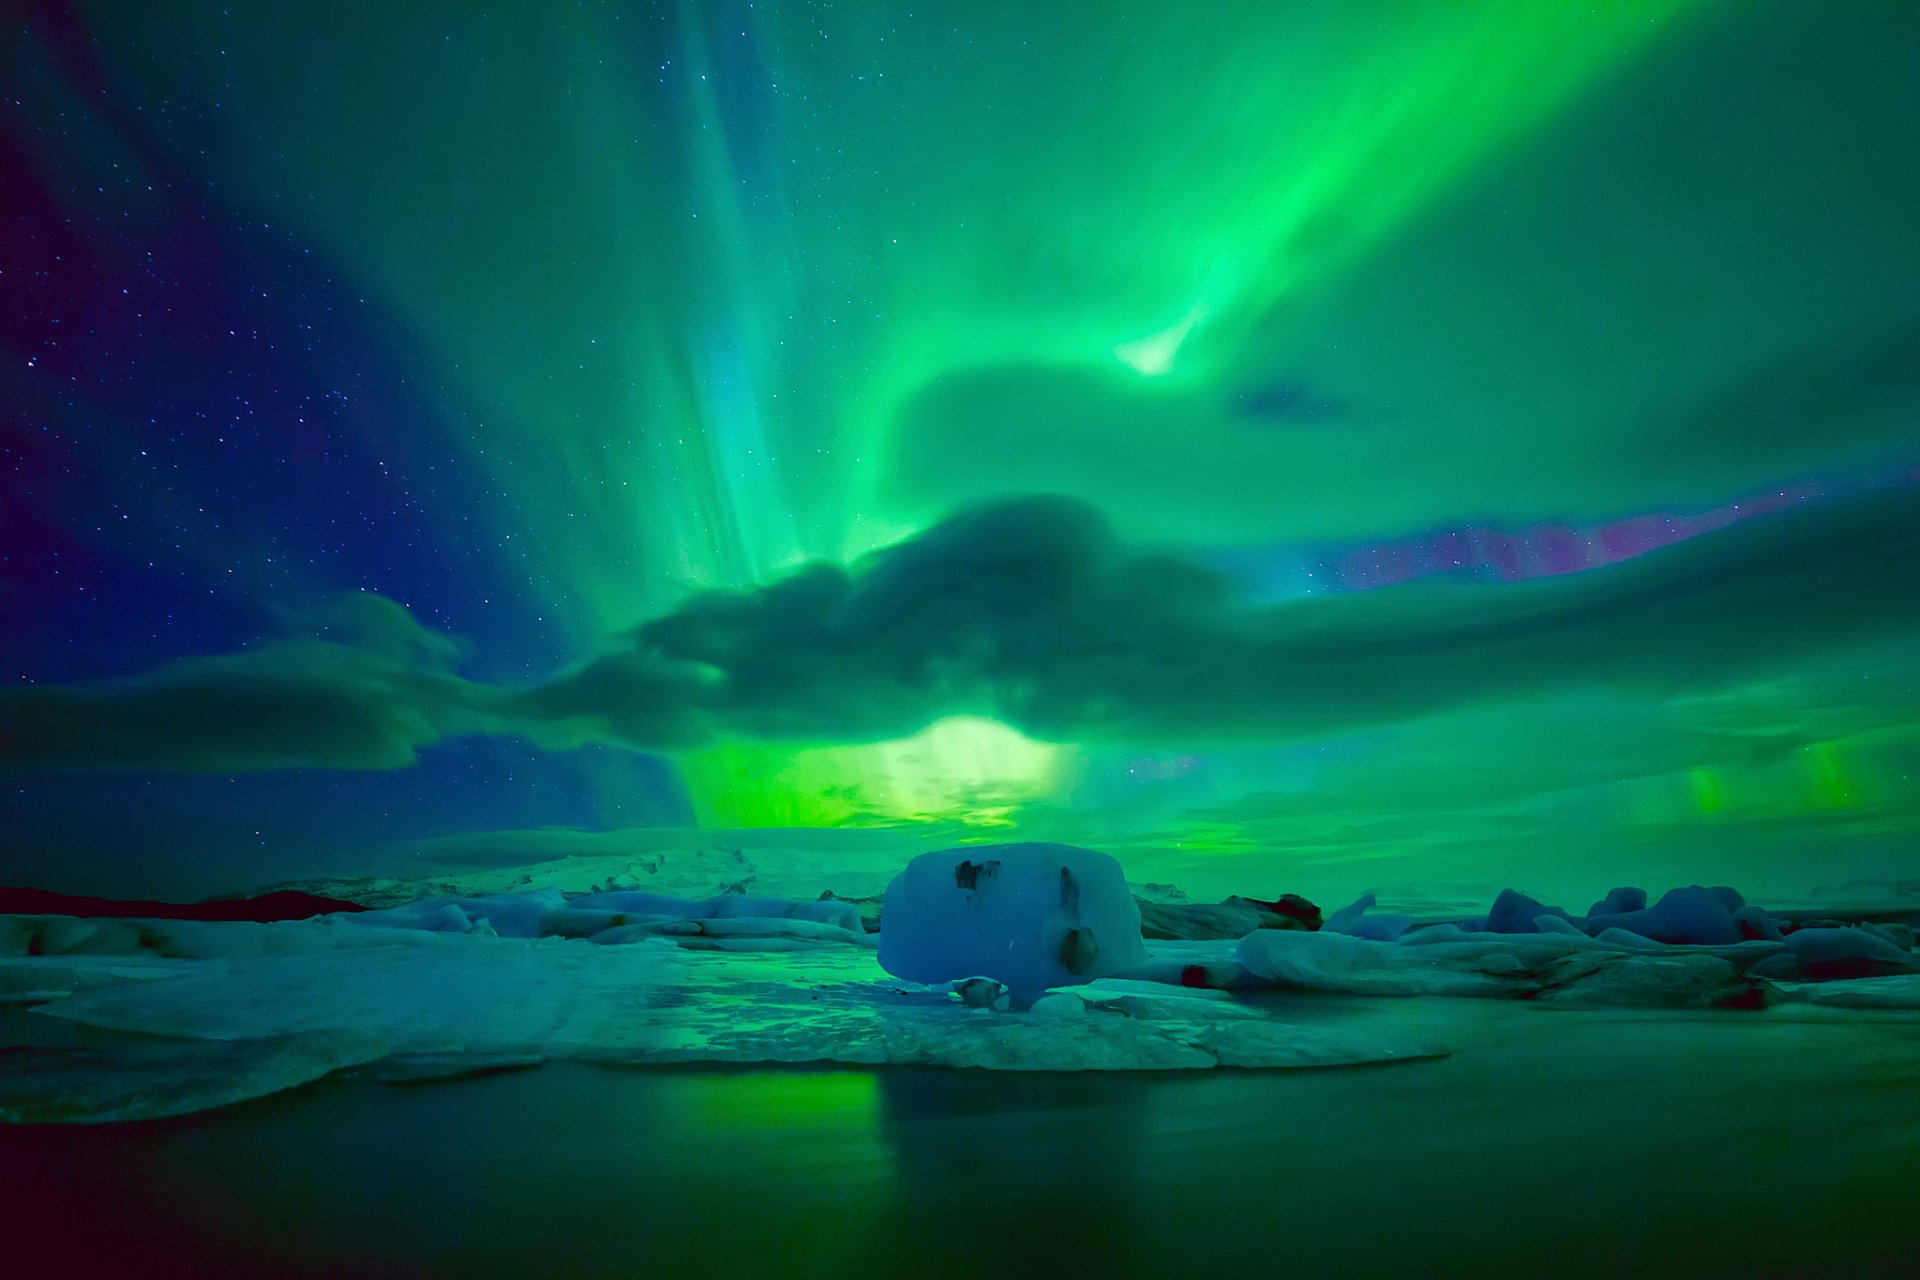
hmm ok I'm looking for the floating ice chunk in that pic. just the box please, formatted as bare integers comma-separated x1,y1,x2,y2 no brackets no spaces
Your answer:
1184,1021,1447,1069
1046,977,1251,1021
1584,885,1742,945
536,907,631,939
0,1030,385,1125
876,843,1148,1000
572,891,733,918
1790,927,1910,962
1323,893,1412,942
569,891,861,931
1772,925,1915,978
1237,926,1777,1005
717,896,860,930
1344,920,1411,944
1110,940,1249,990
1535,952,1753,1008
0,915,191,958
1090,992,1267,1022
596,916,872,947
1586,886,1648,917
1027,992,1087,1019
0,956,181,1004
952,977,1012,1010
363,1052,548,1085
417,903,475,932
1863,922,1915,951
1235,930,1509,997
1070,977,1235,1002
1323,894,1371,933
1592,927,1665,951
348,890,564,937
1399,923,1473,945
1137,901,1267,940
1733,905,1785,941
1485,889,1574,935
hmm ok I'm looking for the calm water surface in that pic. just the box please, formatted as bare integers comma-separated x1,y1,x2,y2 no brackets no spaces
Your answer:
4,996,1918,1278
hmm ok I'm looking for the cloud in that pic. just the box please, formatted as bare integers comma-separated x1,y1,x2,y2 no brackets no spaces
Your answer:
0,594,483,772
3,487,1916,774
529,484,1920,747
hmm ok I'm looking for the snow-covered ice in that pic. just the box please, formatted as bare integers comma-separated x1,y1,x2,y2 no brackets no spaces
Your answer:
0,915,1438,1122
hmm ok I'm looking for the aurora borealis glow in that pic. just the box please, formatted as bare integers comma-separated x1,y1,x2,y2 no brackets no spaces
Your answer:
4,1,1918,903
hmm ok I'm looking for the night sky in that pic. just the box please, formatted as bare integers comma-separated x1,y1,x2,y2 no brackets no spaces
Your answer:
4,1,1918,903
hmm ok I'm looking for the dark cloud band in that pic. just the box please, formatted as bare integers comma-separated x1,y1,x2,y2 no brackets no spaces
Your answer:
4,487,1915,774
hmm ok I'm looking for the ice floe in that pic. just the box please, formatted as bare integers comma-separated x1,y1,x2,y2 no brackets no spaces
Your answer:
877,843,1149,1000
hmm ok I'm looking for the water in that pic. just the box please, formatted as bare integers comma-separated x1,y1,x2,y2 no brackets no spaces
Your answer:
5,996,1918,1277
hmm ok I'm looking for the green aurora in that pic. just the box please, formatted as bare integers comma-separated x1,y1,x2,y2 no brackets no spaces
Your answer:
3,0,1918,904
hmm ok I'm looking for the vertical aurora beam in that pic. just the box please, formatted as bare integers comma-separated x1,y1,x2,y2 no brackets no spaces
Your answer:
68,0,1701,626
1119,1,1703,377
630,3,811,594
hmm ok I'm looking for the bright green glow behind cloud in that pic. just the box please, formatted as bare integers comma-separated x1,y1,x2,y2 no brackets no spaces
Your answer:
687,717,1069,831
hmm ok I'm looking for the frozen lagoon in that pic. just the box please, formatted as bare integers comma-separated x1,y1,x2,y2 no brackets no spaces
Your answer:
4,856,1920,1119
5,992,1920,1278
6,855,1920,1275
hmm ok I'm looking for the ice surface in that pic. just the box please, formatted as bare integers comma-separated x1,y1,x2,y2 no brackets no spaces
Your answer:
568,890,861,931
1237,930,1513,997
1531,953,1750,1007
876,843,1149,999
1136,895,1321,939
1773,974,1920,1008
1236,927,1772,1005
0,955,183,1004
5,872,1911,1124
0,1029,386,1125
345,887,865,943
0,920,1446,1121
